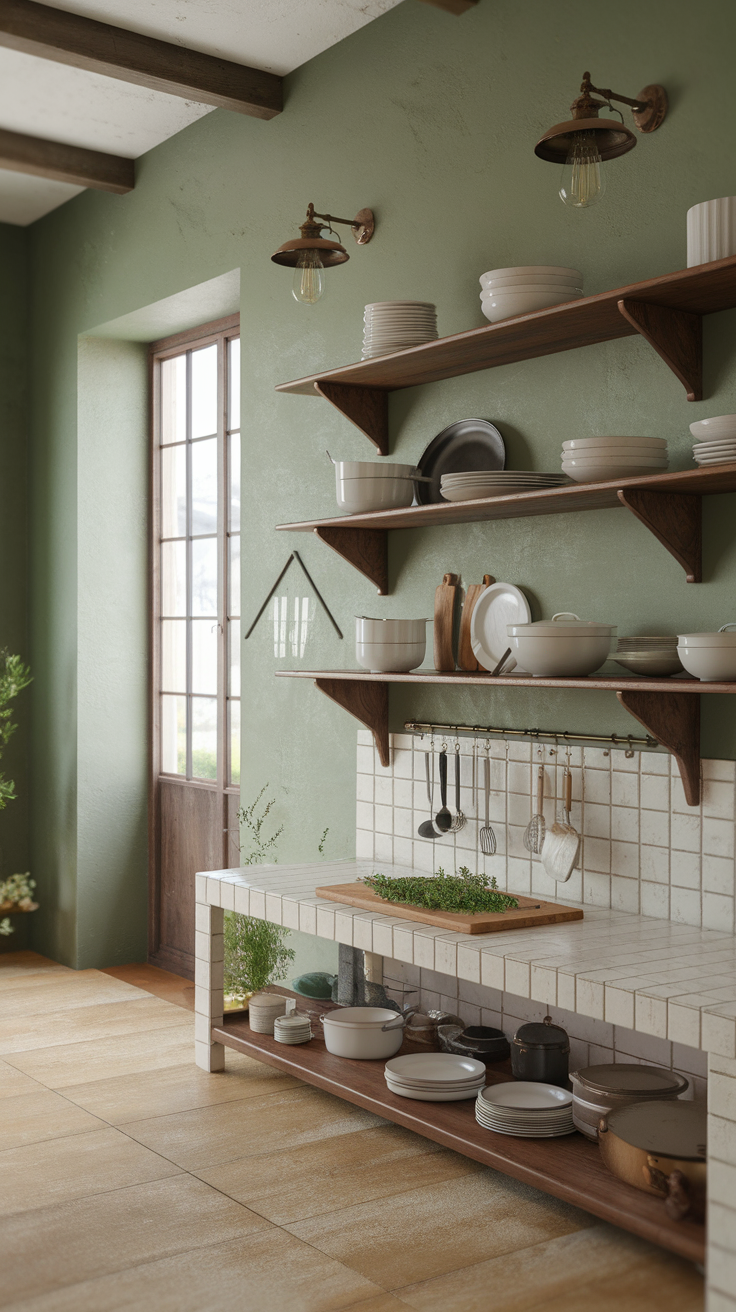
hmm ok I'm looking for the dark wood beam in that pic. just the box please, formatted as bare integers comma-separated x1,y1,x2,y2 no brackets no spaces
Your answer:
0,125,133,192
416,0,479,13
0,0,282,119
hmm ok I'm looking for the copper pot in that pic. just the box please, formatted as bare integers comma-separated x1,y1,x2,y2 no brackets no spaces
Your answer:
597,1100,706,1222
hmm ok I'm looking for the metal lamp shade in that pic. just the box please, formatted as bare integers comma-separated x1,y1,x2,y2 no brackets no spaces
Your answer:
535,116,637,163
271,237,349,268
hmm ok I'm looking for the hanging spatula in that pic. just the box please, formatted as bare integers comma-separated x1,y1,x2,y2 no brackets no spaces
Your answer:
541,759,579,881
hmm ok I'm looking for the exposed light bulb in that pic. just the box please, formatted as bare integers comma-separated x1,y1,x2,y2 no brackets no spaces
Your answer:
559,131,606,208
292,249,325,304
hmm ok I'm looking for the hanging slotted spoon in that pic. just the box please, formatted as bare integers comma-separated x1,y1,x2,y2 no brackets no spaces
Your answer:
479,753,496,855
541,755,580,881
524,761,546,854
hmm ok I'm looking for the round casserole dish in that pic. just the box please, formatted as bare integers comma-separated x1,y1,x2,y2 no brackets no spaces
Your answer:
507,612,616,677
320,1006,406,1059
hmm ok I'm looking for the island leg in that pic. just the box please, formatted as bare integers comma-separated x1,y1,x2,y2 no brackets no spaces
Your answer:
194,882,225,1072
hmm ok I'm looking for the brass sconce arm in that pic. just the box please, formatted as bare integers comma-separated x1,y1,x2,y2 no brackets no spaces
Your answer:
306,202,375,245
572,72,667,134
583,76,648,114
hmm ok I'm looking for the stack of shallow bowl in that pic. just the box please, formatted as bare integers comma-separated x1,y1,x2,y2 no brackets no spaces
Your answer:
613,635,683,677
476,1082,575,1136
479,266,583,323
561,436,668,484
440,470,568,502
690,415,736,466
384,1052,486,1101
362,301,437,358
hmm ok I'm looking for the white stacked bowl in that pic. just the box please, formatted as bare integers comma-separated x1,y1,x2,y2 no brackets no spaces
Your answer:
355,616,428,673
362,301,438,358
678,626,736,681
479,266,583,323
561,436,668,483
334,459,419,514
690,415,736,467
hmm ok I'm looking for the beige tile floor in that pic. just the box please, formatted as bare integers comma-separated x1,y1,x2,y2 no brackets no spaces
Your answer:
0,950,705,1311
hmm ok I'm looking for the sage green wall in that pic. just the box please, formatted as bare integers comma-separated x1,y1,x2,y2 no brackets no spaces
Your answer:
0,224,30,949
27,0,736,964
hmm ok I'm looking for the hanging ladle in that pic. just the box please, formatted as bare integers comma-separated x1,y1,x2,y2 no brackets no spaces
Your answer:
435,747,453,832
418,747,441,839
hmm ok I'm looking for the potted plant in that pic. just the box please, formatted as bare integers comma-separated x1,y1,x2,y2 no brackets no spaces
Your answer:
0,652,33,942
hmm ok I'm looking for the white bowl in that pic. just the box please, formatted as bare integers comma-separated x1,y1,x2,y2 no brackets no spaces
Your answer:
562,462,667,484
321,1007,405,1059
689,415,736,440
507,613,615,678
481,283,581,299
678,627,736,647
562,437,667,452
678,645,736,681
614,653,684,676
481,290,580,323
356,638,426,673
562,454,668,468
480,275,582,292
355,617,428,644
480,265,582,283
336,475,415,514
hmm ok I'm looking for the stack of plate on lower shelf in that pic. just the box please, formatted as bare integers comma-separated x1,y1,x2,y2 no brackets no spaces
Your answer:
440,470,569,502
362,301,438,358
561,436,668,484
385,1052,486,1101
690,415,736,466
273,1013,312,1045
613,635,683,677
476,1081,575,1136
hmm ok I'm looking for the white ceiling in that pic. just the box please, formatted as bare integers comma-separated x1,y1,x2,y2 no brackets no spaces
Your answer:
0,0,404,225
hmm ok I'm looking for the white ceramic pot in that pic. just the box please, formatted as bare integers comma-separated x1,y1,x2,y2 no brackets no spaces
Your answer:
481,290,580,322
508,612,616,677
687,197,736,267
355,617,429,644
336,475,415,514
678,625,736,681
320,1006,406,1059
355,638,426,673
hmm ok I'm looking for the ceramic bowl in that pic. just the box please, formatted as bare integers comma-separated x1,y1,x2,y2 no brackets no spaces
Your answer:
480,283,581,299
562,437,667,452
355,638,426,673
562,461,667,484
356,617,429,644
336,475,415,514
689,415,736,440
479,265,582,284
613,652,684,677
678,629,736,680
481,290,580,323
508,614,615,678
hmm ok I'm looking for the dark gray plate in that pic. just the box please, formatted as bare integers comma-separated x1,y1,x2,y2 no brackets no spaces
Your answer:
415,419,506,504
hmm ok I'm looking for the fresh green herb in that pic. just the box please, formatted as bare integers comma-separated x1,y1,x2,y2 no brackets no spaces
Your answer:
237,786,284,866
363,866,519,915
0,651,32,812
224,914,296,996
318,827,329,855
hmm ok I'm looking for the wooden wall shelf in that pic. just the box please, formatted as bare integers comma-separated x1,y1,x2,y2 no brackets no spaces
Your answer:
275,669,732,806
213,1019,705,1265
278,464,736,592
275,255,736,452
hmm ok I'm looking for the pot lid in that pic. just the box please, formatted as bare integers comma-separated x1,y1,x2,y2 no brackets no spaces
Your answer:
514,1015,569,1049
572,1063,689,1097
510,612,615,635
605,1100,706,1160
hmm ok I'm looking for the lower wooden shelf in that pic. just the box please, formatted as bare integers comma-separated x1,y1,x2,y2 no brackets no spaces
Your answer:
213,1018,705,1265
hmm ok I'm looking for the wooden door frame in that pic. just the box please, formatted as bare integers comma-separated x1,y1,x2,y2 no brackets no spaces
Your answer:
147,312,240,975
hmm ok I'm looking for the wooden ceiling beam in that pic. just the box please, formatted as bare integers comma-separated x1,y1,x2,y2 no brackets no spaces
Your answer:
0,0,282,119
0,125,133,192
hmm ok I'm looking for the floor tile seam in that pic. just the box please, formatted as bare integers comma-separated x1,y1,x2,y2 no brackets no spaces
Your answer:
185,1121,435,1180
113,1081,322,1139
0,992,162,1023
0,1014,194,1063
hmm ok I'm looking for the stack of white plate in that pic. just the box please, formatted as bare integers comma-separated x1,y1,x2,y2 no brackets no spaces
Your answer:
384,1052,486,1101
362,301,438,358
690,415,736,466
479,266,583,324
614,635,683,677
561,436,668,484
440,470,569,502
273,1014,312,1045
476,1082,575,1136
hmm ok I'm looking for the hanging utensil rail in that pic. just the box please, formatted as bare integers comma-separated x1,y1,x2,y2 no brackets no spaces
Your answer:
404,721,659,752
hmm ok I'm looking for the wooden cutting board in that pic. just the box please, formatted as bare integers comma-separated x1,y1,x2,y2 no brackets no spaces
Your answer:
434,572,459,671
315,882,583,934
458,574,494,671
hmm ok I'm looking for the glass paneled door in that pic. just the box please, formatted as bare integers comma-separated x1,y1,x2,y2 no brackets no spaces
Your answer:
149,315,240,977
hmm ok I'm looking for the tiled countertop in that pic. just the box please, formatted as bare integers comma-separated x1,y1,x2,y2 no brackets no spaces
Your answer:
197,860,736,1058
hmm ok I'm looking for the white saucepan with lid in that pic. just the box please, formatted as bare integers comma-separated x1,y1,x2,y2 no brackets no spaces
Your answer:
507,612,616,677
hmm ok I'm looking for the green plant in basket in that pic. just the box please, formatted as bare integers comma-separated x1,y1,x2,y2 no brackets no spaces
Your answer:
363,866,519,915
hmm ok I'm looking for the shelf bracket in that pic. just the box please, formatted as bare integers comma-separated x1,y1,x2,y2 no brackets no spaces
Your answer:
314,525,388,595
617,488,702,583
315,381,389,455
315,678,389,766
617,298,702,402
617,689,701,806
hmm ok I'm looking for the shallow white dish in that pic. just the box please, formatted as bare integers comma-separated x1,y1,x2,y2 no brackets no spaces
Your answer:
365,300,436,309
389,1083,484,1102
479,1081,573,1109
614,653,684,676
562,454,668,468
481,290,580,323
470,581,531,673
386,1052,486,1082
562,462,667,484
386,1072,487,1090
480,265,582,284
508,613,615,678
693,453,736,465
691,439,736,453
690,414,736,439
442,485,558,502
562,437,667,452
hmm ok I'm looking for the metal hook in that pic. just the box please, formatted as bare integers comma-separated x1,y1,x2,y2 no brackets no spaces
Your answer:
625,735,635,759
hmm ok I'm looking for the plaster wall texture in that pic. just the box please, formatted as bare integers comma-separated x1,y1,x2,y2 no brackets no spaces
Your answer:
19,0,736,965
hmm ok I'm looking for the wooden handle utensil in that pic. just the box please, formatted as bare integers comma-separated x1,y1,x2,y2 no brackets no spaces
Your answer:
434,573,459,671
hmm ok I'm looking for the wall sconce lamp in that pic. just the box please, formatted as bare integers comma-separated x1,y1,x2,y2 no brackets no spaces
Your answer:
271,202,376,304
535,72,668,208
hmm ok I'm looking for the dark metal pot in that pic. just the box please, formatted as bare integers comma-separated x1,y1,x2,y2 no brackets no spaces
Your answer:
511,1014,569,1086
437,1024,510,1063
598,1099,706,1222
